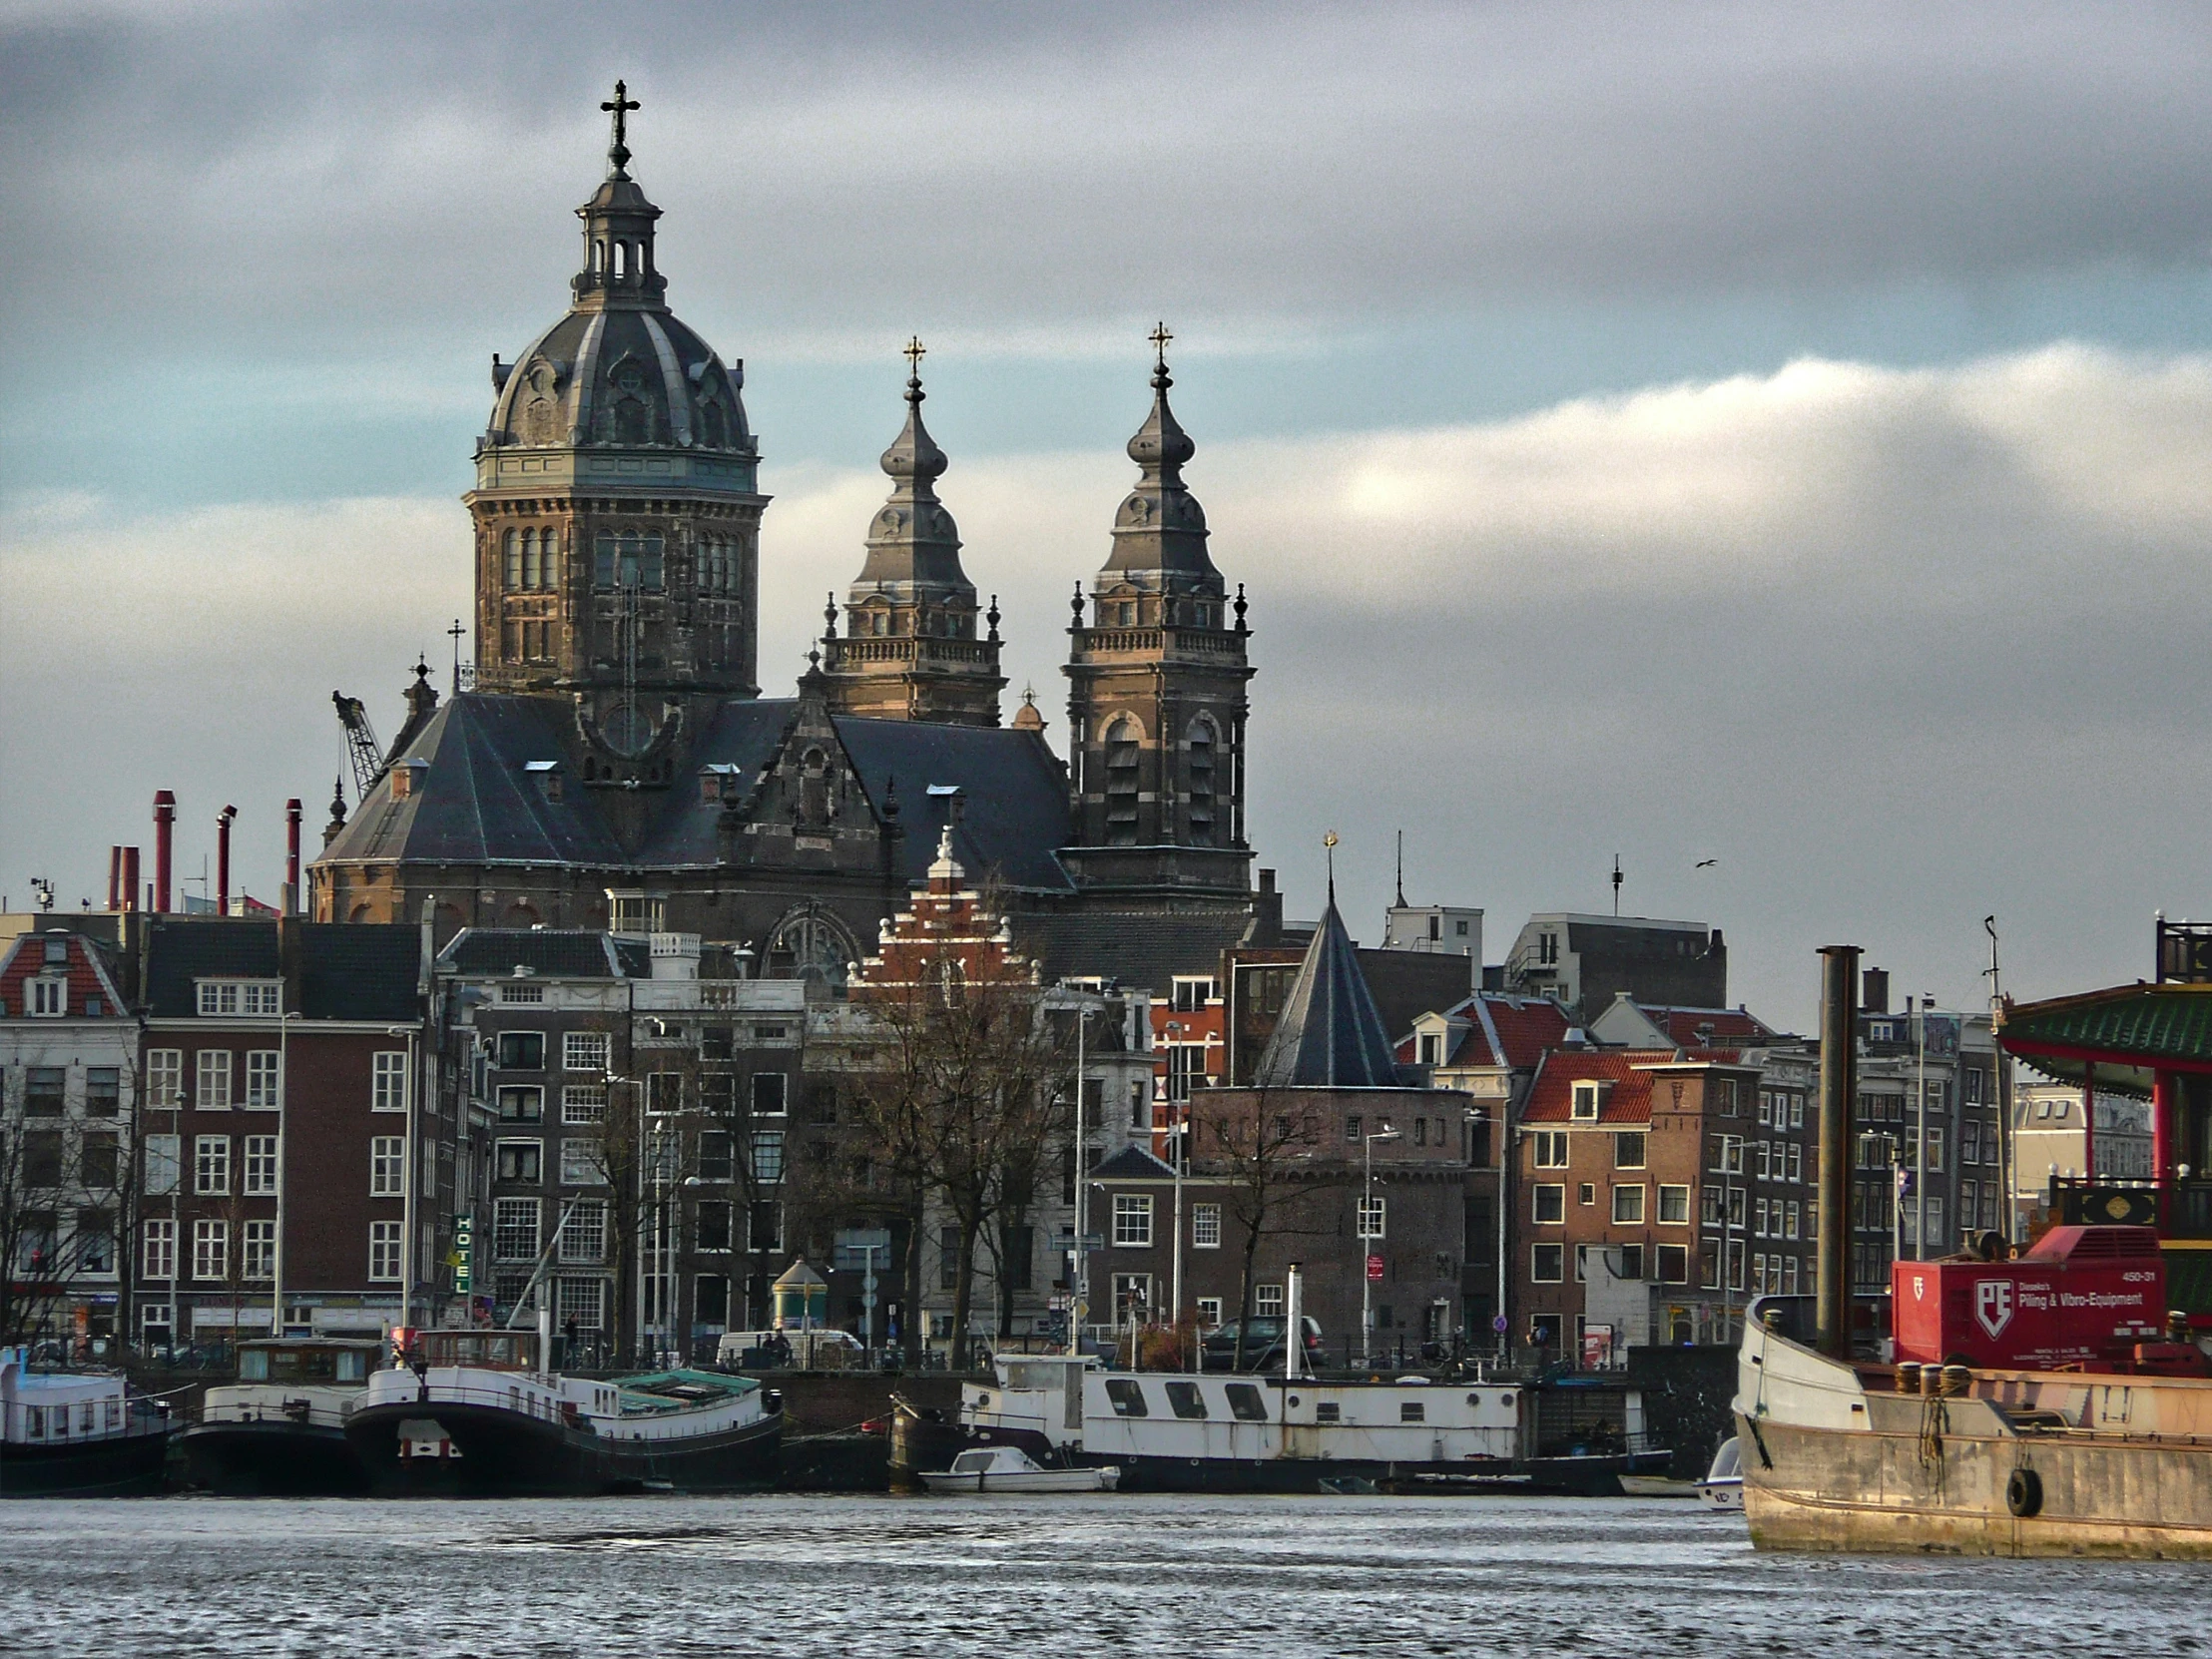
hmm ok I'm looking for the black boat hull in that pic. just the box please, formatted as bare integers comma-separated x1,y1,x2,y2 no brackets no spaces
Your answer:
183,1421,368,1496
346,1398,783,1497
0,1428,174,1497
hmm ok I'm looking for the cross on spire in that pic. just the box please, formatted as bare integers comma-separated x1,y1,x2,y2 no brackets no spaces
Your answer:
904,334,926,374
602,79,641,177
1150,320,1173,366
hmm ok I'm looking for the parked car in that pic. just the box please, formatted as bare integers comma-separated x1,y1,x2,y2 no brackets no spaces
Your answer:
1200,1316,1323,1373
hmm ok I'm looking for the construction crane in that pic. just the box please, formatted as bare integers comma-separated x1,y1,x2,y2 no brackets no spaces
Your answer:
332,691,387,806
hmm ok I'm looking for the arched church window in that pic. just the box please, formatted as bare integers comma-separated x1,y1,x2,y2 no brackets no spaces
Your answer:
1185,716,1218,848
641,535,665,591
765,906,859,990
503,530,521,590
700,398,725,448
521,529,540,591
540,528,560,589
1104,717,1142,847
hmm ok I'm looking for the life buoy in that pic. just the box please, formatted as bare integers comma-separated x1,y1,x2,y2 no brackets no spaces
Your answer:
2005,1466,2042,1519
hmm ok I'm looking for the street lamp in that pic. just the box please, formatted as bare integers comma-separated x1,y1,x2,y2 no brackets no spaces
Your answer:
1361,1126,1401,1367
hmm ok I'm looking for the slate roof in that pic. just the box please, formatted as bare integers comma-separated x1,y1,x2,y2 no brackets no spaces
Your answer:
1252,898,1404,1089
1090,1144,1179,1180
1998,983,2212,1098
441,928,635,979
831,716,1071,891
1020,908,1252,995
320,696,626,867
144,919,421,1021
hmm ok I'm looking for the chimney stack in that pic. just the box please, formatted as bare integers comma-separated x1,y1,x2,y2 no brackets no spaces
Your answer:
1817,945,1861,1360
217,806,238,916
153,792,176,913
108,847,122,911
122,847,141,914
283,799,302,914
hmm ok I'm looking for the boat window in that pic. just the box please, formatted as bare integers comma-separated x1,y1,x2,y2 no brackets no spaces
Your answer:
1165,1382,1208,1419
1465,1392,1482,1408
25,1406,44,1438
1225,1383,1269,1422
1400,1401,1425,1423
1104,1379,1149,1417
240,1350,270,1382
335,1350,367,1383
951,1450,993,1472
1315,1401,1341,1423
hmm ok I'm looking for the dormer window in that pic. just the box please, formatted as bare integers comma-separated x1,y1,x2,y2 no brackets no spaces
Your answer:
29,977,66,1017
42,935,69,965
1419,1032,1442,1066
1571,1081,1609,1121
198,980,281,1017
389,760,429,801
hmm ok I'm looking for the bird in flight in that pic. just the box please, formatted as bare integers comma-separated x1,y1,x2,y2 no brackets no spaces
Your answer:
1694,858,1718,868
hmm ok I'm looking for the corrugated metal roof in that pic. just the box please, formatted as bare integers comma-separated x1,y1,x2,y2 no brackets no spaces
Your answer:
2000,983,2212,1097
441,928,626,978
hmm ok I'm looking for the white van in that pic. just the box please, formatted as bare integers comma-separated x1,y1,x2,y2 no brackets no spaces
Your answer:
716,1329,866,1372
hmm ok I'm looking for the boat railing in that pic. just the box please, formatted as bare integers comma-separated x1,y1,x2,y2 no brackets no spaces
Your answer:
2046,1175,2212,1238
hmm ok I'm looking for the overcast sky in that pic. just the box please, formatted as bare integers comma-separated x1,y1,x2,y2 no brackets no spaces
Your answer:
5,1,2212,1027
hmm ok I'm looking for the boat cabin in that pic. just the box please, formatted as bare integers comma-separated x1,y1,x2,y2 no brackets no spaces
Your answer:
238,1339,382,1386
402,1330,541,1372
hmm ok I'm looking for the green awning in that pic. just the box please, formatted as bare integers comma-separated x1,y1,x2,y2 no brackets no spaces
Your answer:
1998,983,2212,1099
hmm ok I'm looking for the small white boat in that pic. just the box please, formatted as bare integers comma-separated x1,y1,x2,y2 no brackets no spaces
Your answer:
1696,1436,1744,1511
920,1443,1120,1494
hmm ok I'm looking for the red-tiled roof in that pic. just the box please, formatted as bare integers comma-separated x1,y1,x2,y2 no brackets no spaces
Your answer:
0,931,125,1019
1479,996,1573,1068
1521,1046,1746,1123
1647,1004,1775,1045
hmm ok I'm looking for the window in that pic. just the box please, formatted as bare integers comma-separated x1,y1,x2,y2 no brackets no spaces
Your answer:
369,1136,405,1196
1788,1144,1803,1183
1532,1184,1564,1224
497,1086,544,1123
1927,1129,1945,1174
1612,1185,1645,1224
1532,1131,1569,1169
493,1198,540,1262
1657,1243,1689,1284
1345,1113,1363,1143
1166,1381,1208,1419
496,1140,543,1183
238,1050,279,1110
1357,1196,1386,1240
750,1202,784,1253
1197,1297,1225,1328
29,976,65,1016
559,1139,601,1186
561,1085,606,1124
22,1132,61,1188
648,1072,684,1114
1114,1193,1154,1247
751,1072,788,1116
1785,1201,1801,1241
1192,1203,1222,1249
196,1051,233,1110
1650,1183,1688,1225
1613,1132,1646,1170
242,1220,276,1282
368,1221,402,1283
197,981,237,1016
23,1067,64,1116
560,1201,607,1264
244,1134,278,1196
78,1134,118,1189
750,1131,785,1184
1418,1033,1442,1066
192,1220,229,1282
500,981,544,1004
372,1051,408,1111
697,1130,733,1181
1577,1182,1596,1206
1758,1091,1773,1127
142,1219,176,1281
1255,1284,1285,1318
84,1068,120,1118
496,1031,544,1070
1961,1119,1983,1165
144,1134,180,1195
552,1030,608,1074
194,1135,231,1196
148,1050,183,1107
695,1200,733,1252
1104,1379,1150,1418
1571,1081,1604,1120
1531,1243,1564,1283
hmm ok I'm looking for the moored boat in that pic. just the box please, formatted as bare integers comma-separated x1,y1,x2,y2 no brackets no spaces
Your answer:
1695,1436,1743,1511
183,1337,384,1495
345,1327,782,1496
920,1444,1120,1494
0,1348,175,1497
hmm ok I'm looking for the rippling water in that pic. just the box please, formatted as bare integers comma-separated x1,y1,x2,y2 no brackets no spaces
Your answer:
3,1494,2207,1658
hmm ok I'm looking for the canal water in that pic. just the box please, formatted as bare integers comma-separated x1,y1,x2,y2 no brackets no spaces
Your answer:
2,1494,2206,1657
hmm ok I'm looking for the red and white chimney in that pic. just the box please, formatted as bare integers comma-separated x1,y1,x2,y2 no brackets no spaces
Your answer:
153,792,176,913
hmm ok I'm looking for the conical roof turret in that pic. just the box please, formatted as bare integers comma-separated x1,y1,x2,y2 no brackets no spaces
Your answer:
1253,889,1404,1089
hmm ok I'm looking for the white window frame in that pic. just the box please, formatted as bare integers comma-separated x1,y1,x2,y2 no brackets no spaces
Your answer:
193,1219,229,1282
243,1134,278,1197
1531,1130,1569,1169
143,1134,180,1197
559,1139,602,1186
563,1031,611,1074
196,1050,233,1111
1531,1243,1564,1283
30,976,65,1017
1356,1195,1386,1241
194,1134,231,1196
1254,1283,1285,1318
147,1050,183,1108
142,1219,176,1281
1657,1183,1691,1225
1612,1184,1645,1225
559,1200,608,1265
1196,1296,1224,1328
371,1051,408,1112
1532,1183,1565,1225
493,1197,540,1263
244,1050,281,1110
1191,1202,1222,1249
368,1221,402,1283
370,1136,406,1198
242,1219,276,1282
496,1138,544,1185
1112,1192,1154,1248
561,1085,608,1125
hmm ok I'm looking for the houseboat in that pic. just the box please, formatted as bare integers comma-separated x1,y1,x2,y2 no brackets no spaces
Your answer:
183,1337,384,1495
0,1349,175,1497
897,1354,1665,1495
345,1327,783,1496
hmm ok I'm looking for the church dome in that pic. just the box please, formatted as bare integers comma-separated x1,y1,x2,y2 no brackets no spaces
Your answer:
478,90,753,463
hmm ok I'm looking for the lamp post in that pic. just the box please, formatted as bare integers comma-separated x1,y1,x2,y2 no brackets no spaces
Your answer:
1361,1126,1401,1367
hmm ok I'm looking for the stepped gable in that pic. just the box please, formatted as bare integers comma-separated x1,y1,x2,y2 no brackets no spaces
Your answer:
1252,896,1404,1089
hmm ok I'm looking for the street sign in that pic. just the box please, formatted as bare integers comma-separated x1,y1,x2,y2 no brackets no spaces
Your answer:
1491,1314,1509,1335
834,1228,892,1274
860,1294,877,1312
1366,1254,1383,1282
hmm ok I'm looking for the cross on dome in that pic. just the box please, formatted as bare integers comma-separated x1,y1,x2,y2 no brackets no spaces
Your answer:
602,80,641,178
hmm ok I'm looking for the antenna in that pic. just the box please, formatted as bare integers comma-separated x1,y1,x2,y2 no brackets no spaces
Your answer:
1611,854,1623,917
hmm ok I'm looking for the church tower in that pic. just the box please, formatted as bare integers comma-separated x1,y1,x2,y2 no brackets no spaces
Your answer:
819,341,1005,725
465,83,767,779
1061,330,1254,903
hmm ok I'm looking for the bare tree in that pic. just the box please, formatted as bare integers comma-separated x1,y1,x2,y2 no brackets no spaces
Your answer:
1192,1088,1343,1369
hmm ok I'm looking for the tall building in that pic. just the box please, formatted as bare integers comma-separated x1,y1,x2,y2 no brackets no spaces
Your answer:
310,92,1261,979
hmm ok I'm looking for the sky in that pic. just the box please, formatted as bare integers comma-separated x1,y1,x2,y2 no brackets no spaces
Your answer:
5,0,2212,1028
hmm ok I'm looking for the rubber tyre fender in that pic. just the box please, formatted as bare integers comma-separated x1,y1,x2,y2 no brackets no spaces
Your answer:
2005,1466,2042,1519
